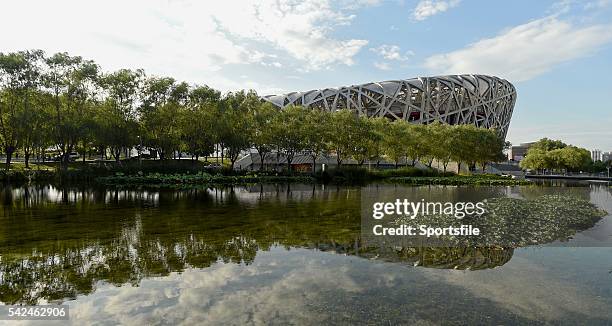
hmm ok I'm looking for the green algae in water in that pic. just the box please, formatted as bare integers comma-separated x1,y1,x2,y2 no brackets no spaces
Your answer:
393,195,607,247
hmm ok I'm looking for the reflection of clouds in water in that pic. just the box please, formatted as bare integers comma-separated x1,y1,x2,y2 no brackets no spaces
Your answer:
16,250,362,325
12,247,612,325
421,253,612,323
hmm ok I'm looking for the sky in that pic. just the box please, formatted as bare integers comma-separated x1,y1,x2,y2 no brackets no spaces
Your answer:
1,0,611,151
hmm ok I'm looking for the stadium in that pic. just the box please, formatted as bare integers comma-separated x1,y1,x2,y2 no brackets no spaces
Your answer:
262,74,516,138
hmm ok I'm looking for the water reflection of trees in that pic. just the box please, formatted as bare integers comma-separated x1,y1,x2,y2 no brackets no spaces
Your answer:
4,183,599,304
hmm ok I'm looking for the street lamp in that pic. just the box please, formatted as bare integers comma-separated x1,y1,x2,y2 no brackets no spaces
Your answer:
137,135,142,167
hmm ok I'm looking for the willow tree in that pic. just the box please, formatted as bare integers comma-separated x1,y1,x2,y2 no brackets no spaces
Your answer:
0,50,44,170
217,91,258,169
45,52,99,168
429,123,453,172
139,77,188,159
328,109,362,166
181,85,221,162
97,69,142,161
251,101,279,170
270,105,308,172
383,120,411,167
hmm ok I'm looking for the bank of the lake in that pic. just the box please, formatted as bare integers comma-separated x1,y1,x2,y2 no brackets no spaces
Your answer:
0,161,531,187
95,171,530,187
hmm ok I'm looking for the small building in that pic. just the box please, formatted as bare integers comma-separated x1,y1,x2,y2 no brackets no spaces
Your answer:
508,142,535,162
234,153,413,172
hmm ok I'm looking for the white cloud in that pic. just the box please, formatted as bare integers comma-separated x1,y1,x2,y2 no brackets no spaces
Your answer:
424,16,612,82
370,44,413,61
371,45,413,70
374,62,391,70
412,0,461,21
212,1,368,70
340,0,384,10
0,0,368,92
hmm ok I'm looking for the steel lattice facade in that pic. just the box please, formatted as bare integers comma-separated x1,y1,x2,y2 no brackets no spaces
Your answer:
262,74,516,138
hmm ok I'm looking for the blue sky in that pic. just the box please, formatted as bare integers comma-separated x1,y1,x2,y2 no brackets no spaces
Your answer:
1,0,611,150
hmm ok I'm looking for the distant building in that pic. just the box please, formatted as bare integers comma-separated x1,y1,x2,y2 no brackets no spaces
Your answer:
509,142,535,162
234,153,418,172
602,151,612,162
591,149,602,162
263,74,516,140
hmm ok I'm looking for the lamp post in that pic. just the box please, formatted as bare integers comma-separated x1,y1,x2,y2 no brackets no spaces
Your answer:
137,135,142,168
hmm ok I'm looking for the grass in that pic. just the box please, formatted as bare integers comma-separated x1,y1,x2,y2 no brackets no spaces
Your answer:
95,166,529,187
96,172,314,187
0,159,530,186
386,174,531,186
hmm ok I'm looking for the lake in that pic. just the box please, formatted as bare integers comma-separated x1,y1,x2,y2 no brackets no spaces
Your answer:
1,181,611,325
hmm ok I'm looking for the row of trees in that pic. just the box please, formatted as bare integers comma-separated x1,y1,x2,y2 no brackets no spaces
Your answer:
519,138,594,173
0,49,506,173
258,105,506,173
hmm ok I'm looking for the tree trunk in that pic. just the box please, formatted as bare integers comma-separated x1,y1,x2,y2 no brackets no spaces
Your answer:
311,155,317,175
4,146,15,172
287,156,293,174
457,162,462,174
25,152,31,169
220,145,224,166
258,152,266,171
113,148,121,162
61,149,70,170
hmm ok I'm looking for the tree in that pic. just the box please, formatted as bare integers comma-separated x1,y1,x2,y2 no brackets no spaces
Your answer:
97,69,142,161
448,125,476,173
531,138,566,152
270,105,307,172
217,91,258,169
140,77,187,159
383,120,411,167
0,50,44,170
251,102,279,170
404,124,429,166
302,108,331,173
22,90,54,167
351,116,379,166
474,128,505,171
429,122,453,172
181,85,220,162
556,146,590,172
520,148,548,172
367,117,389,167
328,109,361,166
520,138,591,174
44,52,99,168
